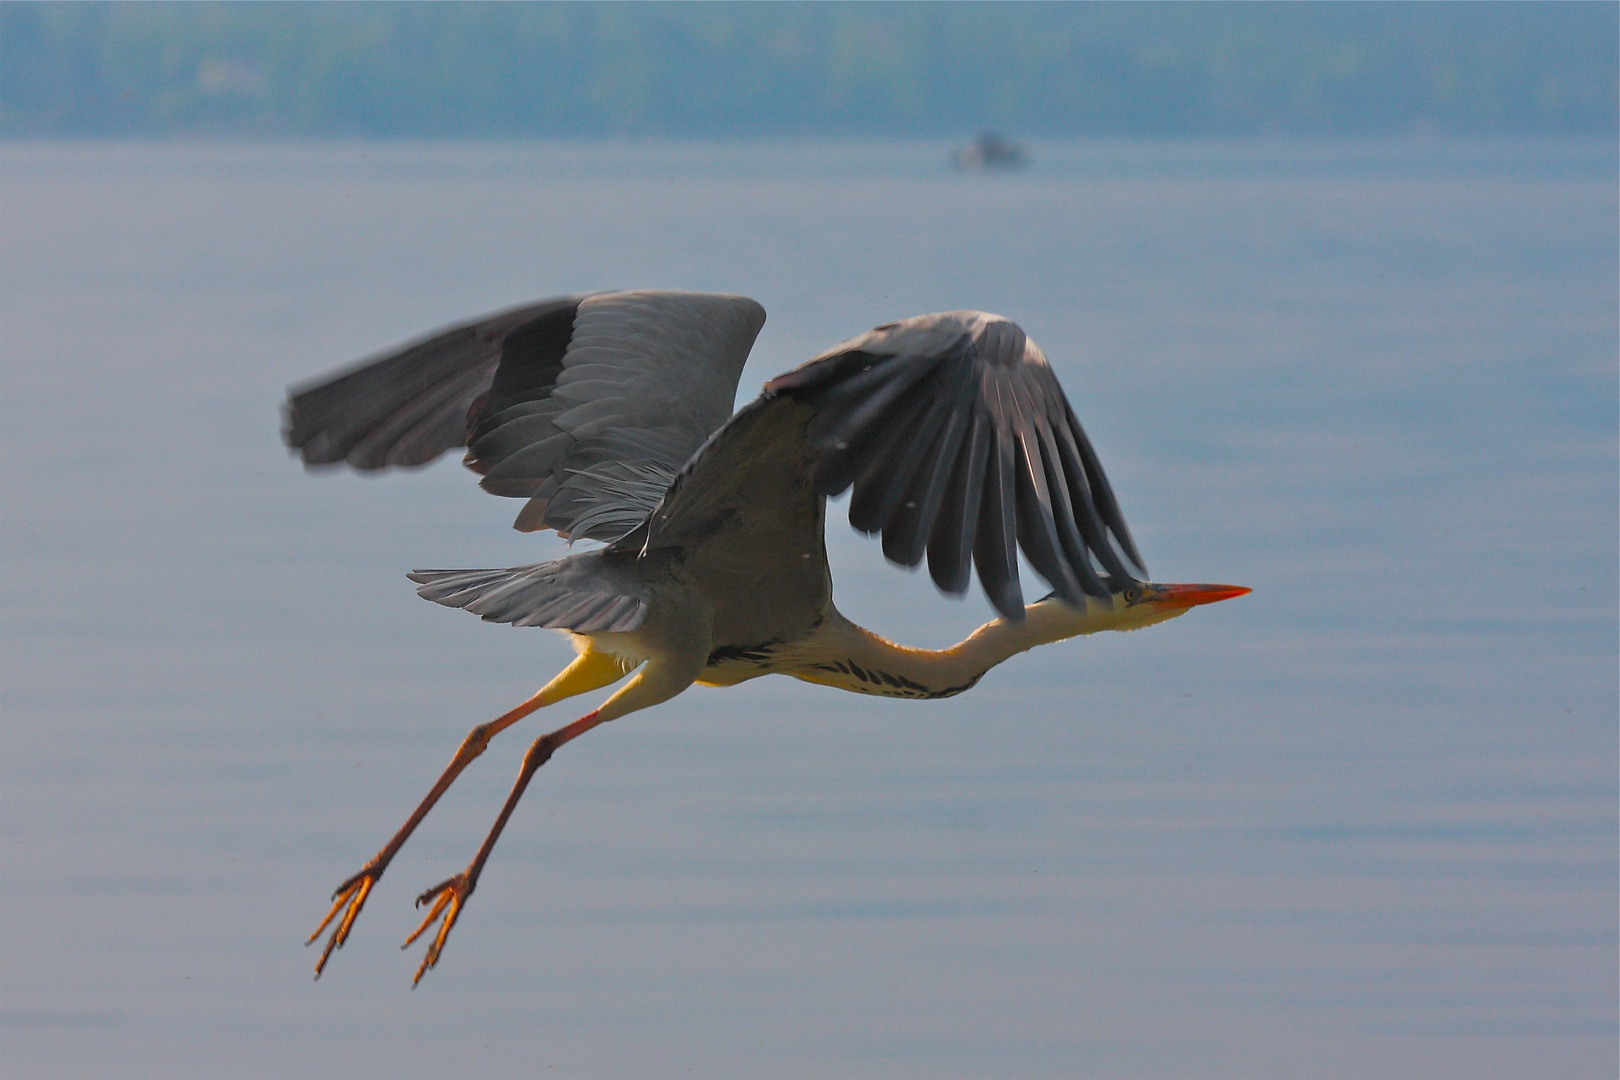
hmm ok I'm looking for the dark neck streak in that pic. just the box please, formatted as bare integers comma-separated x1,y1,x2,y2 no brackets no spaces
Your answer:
783,604,1074,700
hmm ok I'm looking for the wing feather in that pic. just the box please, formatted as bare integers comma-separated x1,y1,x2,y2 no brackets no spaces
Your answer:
284,291,766,542
863,390,955,560
973,428,1023,616
845,388,939,534
927,408,992,596
408,556,647,632
294,299,1141,626
285,296,582,470
759,310,1146,620
1034,417,1109,597
1063,404,1145,574
881,398,973,567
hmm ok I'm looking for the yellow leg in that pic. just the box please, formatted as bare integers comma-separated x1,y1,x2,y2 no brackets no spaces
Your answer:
309,648,635,978
534,647,637,707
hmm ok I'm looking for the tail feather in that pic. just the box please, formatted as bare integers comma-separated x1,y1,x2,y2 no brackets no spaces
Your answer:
408,563,646,633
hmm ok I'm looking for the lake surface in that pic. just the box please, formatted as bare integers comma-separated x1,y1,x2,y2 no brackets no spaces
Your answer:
2,138,1614,1078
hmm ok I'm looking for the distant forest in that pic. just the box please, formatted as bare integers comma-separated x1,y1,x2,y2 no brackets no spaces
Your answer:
3,2,1615,138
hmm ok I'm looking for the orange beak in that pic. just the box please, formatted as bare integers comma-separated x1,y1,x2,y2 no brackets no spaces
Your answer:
1144,583,1252,610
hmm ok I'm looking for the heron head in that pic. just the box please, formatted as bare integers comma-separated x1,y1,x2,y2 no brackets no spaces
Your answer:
1021,580,1249,645
1096,580,1251,633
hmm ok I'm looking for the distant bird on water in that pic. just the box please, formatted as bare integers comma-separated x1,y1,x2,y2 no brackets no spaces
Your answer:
285,290,1249,984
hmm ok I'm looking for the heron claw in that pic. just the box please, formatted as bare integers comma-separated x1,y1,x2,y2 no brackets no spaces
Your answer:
307,863,382,978
404,872,475,986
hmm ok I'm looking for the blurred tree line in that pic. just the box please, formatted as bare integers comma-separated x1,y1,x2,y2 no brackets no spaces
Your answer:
3,2,1614,138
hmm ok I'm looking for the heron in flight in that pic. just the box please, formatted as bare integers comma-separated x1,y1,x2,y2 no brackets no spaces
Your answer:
286,290,1248,984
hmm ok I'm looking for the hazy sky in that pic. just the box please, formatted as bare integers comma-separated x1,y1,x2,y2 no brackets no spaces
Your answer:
4,2,1616,138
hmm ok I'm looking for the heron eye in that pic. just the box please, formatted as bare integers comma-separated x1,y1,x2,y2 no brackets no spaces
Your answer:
1123,587,1140,603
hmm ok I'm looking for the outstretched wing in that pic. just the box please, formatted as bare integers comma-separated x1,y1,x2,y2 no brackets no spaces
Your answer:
284,295,581,470
641,311,1145,622
284,290,766,542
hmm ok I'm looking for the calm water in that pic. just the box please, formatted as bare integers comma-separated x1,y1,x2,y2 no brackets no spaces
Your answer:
2,139,1614,1078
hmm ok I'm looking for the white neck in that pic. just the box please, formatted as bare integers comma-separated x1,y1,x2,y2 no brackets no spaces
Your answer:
784,596,1178,700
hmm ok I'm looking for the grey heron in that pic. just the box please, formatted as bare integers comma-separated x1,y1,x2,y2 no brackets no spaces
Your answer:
285,290,1249,984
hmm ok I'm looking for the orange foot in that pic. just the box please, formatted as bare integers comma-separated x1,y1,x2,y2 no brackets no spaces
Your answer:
404,872,475,986
307,863,383,978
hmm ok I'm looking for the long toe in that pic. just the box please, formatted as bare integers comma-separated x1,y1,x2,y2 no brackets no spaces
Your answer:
404,873,473,986
308,867,380,978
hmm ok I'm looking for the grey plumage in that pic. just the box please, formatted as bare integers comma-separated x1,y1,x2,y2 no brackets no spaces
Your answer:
287,290,764,543
284,296,584,470
762,310,1145,618
284,292,1143,628
483,292,765,540
408,557,646,633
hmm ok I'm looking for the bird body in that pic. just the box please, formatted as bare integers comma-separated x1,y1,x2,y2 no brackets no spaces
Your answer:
286,290,1248,983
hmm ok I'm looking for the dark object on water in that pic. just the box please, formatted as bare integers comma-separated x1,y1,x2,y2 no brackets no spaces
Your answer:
951,132,1028,170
